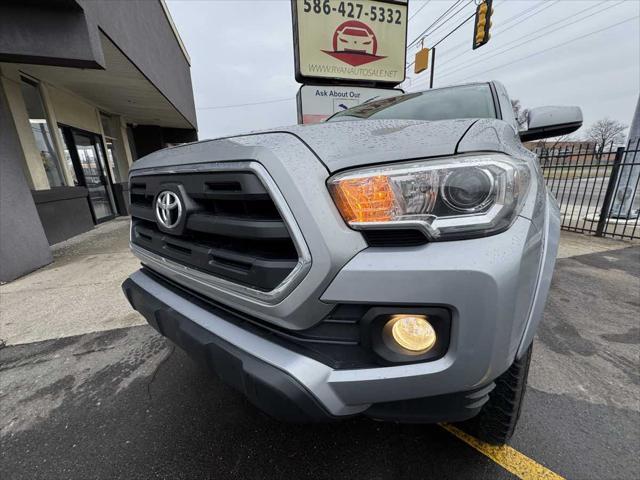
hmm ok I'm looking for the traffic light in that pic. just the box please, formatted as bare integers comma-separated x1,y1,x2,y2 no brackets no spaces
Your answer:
414,48,430,74
473,0,493,50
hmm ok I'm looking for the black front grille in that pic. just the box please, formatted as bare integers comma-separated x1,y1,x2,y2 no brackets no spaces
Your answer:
130,171,299,291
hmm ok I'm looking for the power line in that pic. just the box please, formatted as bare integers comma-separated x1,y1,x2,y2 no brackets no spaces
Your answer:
197,3,482,108
418,0,475,42
434,0,622,80
489,0,559,38
431,0,557,67
445,16,638,85
198,5,634,109
405,10,475,71
404,0,511,76
427,0,553,67
404,0,474,72
409,0,434,22
407,0,609,89
407,0,464,49
435,0,613,77
433,11,476,48
197,97,294,110
491,0,548,32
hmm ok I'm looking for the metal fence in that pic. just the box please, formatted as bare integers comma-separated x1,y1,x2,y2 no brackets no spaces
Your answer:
538,139,640,240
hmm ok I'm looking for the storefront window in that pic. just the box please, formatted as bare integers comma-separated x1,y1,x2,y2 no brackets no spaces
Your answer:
20,77,67,187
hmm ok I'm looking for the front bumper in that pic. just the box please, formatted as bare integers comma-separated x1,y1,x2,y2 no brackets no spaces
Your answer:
123,275,333,421
123,272,494,422
123,199,558,419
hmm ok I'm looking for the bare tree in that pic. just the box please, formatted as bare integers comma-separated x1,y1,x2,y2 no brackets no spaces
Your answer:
531,134,579,157
585,118,628,153
549,133,580,150
511,99,528,129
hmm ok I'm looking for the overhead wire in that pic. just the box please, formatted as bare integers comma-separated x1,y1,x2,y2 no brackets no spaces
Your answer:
405,10,476,72
433,11,476,48
426,0,554,68
197,97,293,110
405,0,476,72
197,2,635,109
442,16,637,85
408,0,434,22
416,0,475,43
196,1,475,108
429,0,624,82
487,0,560,38
407,0,465,49
407,0,619,90
404,0,511,79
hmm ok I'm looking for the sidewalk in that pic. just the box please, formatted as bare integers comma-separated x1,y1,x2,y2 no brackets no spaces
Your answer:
0,218,636,346
556,228,639,258
0,218,144,346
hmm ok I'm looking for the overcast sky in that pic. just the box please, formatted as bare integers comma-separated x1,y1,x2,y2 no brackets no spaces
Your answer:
166,0,640,140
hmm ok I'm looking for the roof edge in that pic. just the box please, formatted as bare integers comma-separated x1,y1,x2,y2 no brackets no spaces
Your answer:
159,0,191,66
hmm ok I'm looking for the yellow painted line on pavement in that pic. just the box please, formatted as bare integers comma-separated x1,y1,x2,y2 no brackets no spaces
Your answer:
440,424,565,480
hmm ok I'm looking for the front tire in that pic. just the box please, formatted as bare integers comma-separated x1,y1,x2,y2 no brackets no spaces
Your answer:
458,344,533,445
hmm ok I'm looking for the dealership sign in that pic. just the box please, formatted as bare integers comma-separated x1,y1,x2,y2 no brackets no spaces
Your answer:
292,0,408,85
296,84,402,124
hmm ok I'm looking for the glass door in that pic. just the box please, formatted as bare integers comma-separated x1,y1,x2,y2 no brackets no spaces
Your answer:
60,126,116,223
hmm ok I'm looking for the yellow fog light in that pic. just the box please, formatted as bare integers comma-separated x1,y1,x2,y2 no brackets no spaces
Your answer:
384,315,436,353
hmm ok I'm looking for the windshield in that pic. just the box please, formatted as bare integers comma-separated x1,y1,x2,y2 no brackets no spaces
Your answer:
328,84,496,123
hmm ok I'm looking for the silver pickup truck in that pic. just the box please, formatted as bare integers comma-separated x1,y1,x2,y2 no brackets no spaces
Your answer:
122,81,582,444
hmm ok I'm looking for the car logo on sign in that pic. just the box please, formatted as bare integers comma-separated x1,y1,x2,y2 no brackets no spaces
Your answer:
155,191,183,229
323,21,386,67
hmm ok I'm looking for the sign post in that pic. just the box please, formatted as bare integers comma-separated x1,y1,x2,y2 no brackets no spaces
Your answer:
429,46,435,89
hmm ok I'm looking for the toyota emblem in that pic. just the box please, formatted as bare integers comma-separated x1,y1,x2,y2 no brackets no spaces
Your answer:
155,191,183,229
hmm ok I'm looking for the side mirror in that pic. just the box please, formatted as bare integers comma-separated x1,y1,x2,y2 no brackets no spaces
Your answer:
519,106,583,142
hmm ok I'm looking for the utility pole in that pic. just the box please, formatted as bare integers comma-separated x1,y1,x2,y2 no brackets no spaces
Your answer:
429,47,436,89
610,94,640,218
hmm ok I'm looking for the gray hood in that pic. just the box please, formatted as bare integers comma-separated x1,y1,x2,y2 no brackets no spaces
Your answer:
273,118,475,171
132,118,480,174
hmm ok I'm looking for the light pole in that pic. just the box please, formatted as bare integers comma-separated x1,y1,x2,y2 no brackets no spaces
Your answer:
610,95,640,219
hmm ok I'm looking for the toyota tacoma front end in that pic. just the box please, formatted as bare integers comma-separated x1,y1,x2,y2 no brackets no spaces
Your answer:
122,82,581,444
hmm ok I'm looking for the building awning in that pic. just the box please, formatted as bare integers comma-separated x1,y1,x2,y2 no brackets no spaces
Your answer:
14,32,193,129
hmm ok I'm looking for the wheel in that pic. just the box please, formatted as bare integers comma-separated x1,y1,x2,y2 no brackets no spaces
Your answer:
458,344,533,445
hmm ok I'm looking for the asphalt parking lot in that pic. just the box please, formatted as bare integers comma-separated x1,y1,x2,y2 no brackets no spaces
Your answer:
1,227,638,479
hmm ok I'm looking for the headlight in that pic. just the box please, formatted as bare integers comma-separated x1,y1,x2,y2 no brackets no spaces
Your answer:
327,154,530,240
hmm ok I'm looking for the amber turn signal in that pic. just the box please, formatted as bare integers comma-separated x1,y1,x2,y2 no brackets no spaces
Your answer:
329,175,396,223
